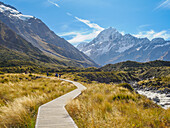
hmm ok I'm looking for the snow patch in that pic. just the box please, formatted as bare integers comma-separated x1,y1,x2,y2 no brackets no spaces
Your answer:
0,4,19,14
10,14,34,20
153,42,170,49
97,42,103,45
84,49,92,56
136,46,142,51
116,44,134,53
100,43,111,54
143,46,150,51
0,4,34,20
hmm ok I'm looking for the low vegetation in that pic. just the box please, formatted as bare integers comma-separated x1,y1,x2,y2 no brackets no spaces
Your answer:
64,61,170,127
66,82,170,128
0,74,76,128
61,61,170,91
137,76,170,92
62,71,138,84
100,60,170,72
0,60,169,127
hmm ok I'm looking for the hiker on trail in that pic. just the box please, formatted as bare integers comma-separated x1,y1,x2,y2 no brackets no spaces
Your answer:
59,74,62,78
47,72,49,76
55,73,58,77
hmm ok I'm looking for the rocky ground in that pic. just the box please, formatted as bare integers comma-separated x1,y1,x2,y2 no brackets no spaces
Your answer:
131,82,170,109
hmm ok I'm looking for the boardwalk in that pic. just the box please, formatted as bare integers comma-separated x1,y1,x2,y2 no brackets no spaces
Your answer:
35,78,86,128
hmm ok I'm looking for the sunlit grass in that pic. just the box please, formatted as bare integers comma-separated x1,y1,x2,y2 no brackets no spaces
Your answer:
66,82,170,128
0,74,76,128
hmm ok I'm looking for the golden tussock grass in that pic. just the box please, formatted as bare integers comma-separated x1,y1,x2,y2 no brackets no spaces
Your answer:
66,82,170,128
0,74,76,128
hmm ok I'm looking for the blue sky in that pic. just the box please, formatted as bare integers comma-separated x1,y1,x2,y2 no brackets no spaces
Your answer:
1,0,170,45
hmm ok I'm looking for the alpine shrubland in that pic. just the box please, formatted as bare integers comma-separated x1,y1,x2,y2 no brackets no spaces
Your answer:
0,74,76,128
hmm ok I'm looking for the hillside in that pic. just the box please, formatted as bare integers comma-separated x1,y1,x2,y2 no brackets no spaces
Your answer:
0,20,92,68
66,82,170,128
0,2,98,68
100,60,170,72
0,20,57,67
61,60,170,91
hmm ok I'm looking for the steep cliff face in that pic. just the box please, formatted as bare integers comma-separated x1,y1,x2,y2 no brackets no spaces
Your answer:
0,2,98,67
77,27,170,65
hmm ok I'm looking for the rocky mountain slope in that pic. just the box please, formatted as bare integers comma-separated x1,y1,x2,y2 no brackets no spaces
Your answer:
0,2,98,67
0,20,57,67
77,27,170,65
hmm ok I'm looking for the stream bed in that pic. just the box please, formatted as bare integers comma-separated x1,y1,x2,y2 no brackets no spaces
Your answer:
130,82,170,109
136,90,170,109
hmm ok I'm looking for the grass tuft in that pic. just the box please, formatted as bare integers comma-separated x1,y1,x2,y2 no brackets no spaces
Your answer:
0,74,76,127
66,82,170,128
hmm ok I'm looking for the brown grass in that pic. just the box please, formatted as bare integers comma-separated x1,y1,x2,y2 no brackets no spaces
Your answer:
0,74,76,128
66,82,170,128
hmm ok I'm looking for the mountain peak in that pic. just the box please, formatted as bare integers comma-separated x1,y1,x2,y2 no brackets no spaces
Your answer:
0,2,98,68
99,27,118,35
92,27,122,44
124,33,133,37
0,2,17,10
77,27,169,65
151,38,165,43
0,2,34,21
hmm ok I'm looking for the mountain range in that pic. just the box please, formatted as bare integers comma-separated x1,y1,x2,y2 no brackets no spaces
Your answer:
77,27,170,65
0,2,98,68
0,1,169,68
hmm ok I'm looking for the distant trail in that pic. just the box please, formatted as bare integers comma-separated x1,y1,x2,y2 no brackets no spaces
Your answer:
35,78,86,128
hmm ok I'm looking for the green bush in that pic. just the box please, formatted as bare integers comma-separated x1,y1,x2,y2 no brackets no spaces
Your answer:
0,71,4,75
112,94,136,101
118,83,134,91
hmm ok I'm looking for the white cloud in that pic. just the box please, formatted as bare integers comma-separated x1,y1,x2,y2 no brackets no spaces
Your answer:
66,12,72,16
133,30,170,40
155,0,170,10
59,31,80,37
48,0,60,8
139,24,150,28
46,0,104,44
59,30,102,44
69,31,102,44
75,17,104,31
60,16,104,44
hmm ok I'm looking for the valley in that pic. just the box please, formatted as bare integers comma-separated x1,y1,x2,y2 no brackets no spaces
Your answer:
0,2,98,68
0,60,170,127
0,1,170,128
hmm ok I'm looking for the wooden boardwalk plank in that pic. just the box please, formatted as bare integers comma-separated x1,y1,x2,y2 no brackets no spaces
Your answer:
35,78,86,128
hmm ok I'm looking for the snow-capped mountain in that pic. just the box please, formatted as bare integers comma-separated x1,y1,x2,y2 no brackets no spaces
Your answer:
77,27,170,65
0,2,98,67
0,3,34,20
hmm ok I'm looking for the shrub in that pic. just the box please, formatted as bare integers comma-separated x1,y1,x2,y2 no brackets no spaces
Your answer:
0,71,4,75
118,83,134,91
112,94,136,101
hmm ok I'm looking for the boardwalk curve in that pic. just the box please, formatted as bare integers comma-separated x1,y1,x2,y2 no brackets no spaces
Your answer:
35,78,86,128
